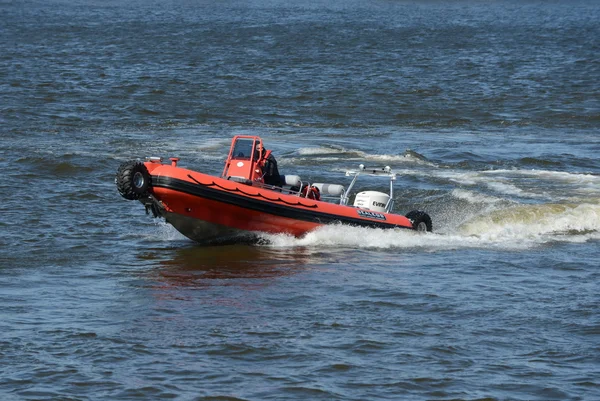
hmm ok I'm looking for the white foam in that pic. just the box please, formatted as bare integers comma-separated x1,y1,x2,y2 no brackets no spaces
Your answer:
257,223,542,251
258,224,460,249
147,220,188,241
255,202,600,251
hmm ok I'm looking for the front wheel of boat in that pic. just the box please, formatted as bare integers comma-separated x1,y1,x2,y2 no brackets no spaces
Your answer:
116,160,151,200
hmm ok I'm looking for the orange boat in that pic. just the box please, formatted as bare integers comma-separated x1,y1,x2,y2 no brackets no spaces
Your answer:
116,135,432,243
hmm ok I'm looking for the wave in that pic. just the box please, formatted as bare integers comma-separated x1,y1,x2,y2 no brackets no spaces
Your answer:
459,202,600,241
481,169,600,184
293,146,437,166
15,155,96,177
430,167,600,201
432,170,544,199
450,189,506,205
196,137,231,152
297,146,348,156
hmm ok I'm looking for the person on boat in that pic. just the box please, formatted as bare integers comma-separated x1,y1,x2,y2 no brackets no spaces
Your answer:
256,141,283,187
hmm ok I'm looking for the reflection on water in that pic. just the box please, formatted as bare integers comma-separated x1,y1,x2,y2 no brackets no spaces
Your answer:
138,244,324,285
132,244,334,312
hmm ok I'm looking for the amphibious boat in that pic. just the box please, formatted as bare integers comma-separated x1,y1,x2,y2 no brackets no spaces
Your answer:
116,135,432,243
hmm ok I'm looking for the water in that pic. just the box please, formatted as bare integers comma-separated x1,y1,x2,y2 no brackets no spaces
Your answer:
1,0,599,400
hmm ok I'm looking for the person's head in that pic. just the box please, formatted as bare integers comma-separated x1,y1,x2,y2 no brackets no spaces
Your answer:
254,141,263,160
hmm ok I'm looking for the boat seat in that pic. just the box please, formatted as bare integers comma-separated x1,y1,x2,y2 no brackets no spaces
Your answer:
312,183,345,197
280,175,302,187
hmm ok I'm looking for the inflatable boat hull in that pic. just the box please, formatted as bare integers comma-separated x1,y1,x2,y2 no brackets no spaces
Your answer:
140,163,415,243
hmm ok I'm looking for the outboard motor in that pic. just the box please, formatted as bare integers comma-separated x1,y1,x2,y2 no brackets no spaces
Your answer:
353,191,390,213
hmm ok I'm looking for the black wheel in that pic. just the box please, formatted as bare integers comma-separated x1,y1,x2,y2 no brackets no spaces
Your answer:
406,210,432,232
115,160,151,200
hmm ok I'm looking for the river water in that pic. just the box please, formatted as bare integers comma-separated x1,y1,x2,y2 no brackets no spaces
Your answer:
1,1,599,400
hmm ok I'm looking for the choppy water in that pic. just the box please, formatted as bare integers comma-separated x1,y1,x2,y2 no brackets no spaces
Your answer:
1,1,599,400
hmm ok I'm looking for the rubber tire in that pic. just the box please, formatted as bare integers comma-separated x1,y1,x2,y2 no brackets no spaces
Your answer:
116,160,151,200
406,210,432,232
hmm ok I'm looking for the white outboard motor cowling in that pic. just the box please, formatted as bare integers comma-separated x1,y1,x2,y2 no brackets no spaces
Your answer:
353,191,390,213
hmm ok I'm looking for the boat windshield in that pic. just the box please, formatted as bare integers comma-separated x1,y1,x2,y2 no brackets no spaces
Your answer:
231,138,255,160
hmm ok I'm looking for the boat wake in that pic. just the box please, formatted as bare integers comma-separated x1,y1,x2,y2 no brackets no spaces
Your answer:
256,200,600,251
458,202,600,241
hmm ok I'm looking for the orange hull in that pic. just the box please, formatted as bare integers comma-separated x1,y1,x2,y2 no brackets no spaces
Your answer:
143,162,414,243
